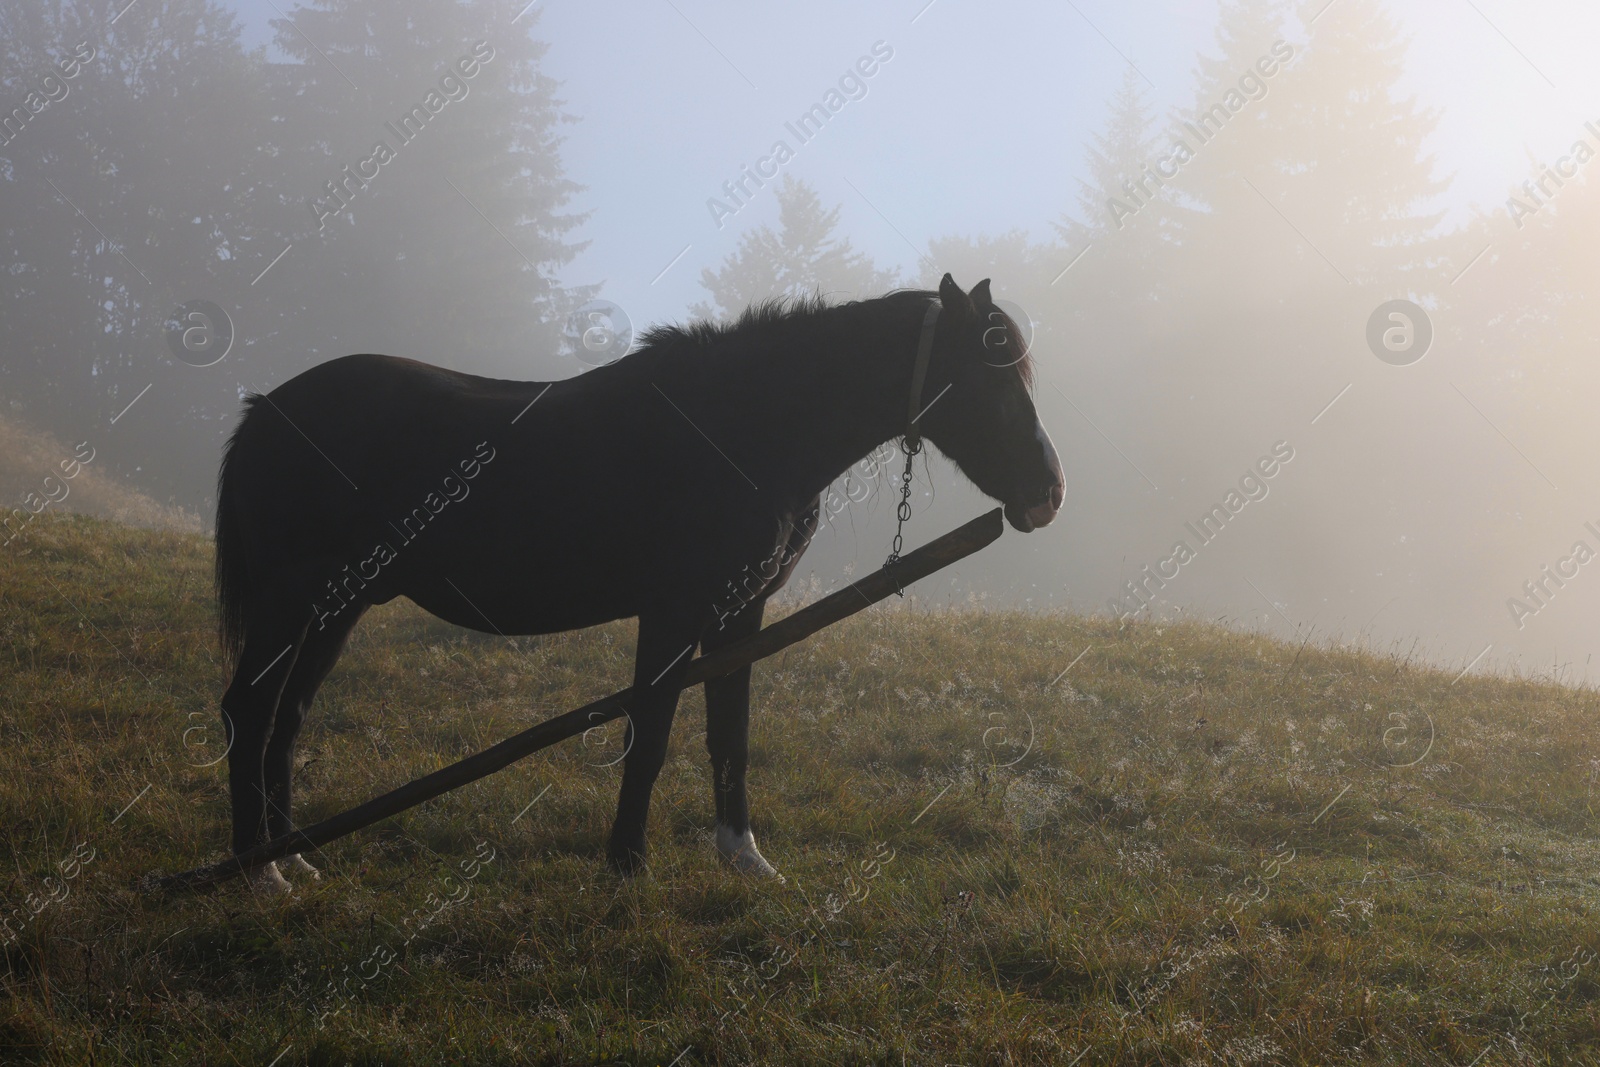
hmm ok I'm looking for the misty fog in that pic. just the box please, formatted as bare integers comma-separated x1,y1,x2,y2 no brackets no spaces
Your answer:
3,0,1597,685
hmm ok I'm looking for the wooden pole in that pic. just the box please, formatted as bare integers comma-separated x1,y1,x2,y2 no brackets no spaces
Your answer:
155,508,1003,891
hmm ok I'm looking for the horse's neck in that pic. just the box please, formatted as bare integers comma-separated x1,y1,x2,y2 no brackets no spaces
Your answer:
738,304,919,500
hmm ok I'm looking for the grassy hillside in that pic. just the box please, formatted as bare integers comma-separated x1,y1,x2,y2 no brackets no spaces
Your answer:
2,514,1599,1065
0,412,202,534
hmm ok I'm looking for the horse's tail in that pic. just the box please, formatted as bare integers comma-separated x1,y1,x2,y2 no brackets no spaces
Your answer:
215,394,261,664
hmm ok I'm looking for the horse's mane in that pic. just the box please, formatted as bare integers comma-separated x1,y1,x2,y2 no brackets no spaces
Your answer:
637,288,1034,389
637,290,927,349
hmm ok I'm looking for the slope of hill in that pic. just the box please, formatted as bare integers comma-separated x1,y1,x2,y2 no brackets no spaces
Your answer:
0,412,202,536
2,514,1598,1065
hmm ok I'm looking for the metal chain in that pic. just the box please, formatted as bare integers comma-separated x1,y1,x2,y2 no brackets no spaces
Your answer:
883,435,922,592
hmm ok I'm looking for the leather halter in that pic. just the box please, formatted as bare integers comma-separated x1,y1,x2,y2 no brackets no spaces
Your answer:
905,298,942,448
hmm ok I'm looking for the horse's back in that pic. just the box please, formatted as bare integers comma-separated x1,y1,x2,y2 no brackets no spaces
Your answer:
225,355,541,552
271,352,542,422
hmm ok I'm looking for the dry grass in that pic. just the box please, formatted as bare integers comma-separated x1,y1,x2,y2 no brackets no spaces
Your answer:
3,513,1600,1065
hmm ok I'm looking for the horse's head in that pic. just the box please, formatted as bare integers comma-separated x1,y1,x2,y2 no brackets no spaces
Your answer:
919,274,1064,533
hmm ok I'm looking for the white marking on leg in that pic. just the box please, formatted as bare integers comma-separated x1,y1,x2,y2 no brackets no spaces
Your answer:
281,853,320,880
715,823,783,881
247,860,292,895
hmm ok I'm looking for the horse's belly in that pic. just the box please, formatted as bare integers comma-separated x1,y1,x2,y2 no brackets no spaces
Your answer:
396,568,639,637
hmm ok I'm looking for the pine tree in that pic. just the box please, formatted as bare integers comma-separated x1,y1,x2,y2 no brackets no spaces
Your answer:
1177,0,1447,288
1141,0,1472,638
1059,67,1170,248
260,0,589,373
692,176,897,321
1039,64,1199,351
0,0,591,510
0,0,271,506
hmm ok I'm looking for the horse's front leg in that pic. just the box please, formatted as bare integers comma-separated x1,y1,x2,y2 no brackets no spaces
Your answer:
606,608,702,876
700,500,817,880
703,600,782,880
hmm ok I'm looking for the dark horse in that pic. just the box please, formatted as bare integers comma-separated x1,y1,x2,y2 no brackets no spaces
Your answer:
214,274,1064,891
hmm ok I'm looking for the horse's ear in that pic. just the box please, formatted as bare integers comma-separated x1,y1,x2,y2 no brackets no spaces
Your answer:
938,273,975,319
969,278,993,307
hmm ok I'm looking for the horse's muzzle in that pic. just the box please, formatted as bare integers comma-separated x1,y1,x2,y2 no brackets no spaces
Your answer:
1006,483,1063,532
1025,497,1061,529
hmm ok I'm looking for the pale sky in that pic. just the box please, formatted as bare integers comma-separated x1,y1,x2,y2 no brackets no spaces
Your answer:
226,0,1600,328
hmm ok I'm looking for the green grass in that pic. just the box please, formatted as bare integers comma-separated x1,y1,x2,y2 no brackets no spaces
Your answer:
4,513,1600,1065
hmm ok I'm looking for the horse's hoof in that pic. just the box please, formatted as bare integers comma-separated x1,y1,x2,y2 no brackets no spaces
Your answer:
247,860,293,895
606,845,648,879
715,825,784,882
282,854,321,880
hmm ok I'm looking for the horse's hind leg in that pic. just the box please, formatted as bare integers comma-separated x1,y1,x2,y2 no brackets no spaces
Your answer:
220,580,313,892
262,605,366,882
